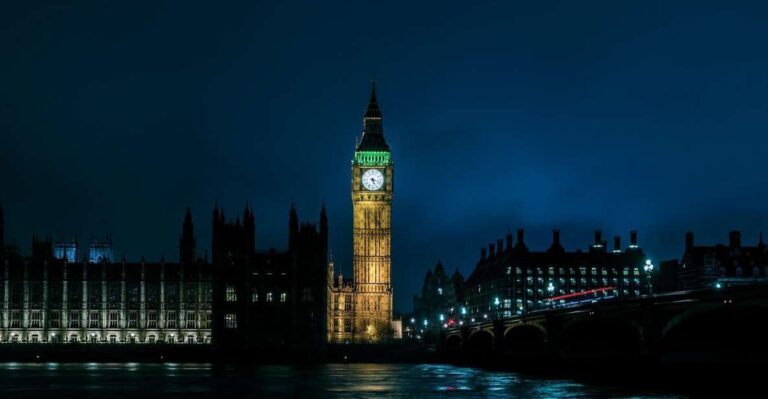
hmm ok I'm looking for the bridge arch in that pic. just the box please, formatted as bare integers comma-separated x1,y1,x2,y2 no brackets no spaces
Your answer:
465,329,494,358
558,315,642,358
502,323,547,357
443,334,462,355
503,322,546,338
662,301,768,357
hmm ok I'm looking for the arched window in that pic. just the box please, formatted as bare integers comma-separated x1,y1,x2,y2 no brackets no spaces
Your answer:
735,267,743,277
753,267,760,277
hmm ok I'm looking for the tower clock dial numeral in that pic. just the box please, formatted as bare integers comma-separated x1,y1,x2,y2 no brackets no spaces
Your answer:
361,169,384,191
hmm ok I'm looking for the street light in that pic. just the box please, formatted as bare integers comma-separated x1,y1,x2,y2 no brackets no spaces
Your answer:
644,259,654,295
547,282,555,309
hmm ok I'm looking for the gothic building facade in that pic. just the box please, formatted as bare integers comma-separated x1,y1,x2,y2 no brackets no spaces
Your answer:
0,208,212,344
211,204,328,352
671,231,768,290
0,203,328,350
328,81,395,343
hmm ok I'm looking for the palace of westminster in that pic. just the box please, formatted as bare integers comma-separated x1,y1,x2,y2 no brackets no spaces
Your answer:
0,82,395,348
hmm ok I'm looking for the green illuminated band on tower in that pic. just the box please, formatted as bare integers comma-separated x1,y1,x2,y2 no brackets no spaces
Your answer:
353,151,392,166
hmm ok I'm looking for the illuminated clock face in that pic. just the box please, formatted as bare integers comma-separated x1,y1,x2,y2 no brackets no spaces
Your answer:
361,169,384,191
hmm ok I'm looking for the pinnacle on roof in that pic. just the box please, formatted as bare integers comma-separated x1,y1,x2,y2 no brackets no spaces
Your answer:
364,78,382,119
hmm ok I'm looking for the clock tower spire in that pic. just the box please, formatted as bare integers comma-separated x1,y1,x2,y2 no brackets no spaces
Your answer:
356,79,389,152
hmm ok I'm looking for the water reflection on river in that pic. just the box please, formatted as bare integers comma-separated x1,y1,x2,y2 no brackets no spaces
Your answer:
0,362,684,398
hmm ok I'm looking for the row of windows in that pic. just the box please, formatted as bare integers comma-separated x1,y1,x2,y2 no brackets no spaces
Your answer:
332,295,354,311
226,286,287,303
331,318,353,333
505,266,642,276
3,310,211,329
3,334,209,344
466,276,644,314
0,284,213,304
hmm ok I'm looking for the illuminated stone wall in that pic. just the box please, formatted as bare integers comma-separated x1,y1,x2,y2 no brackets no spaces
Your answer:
0,259,212,344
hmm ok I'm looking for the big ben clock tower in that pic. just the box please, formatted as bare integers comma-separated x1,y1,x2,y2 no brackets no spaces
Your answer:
351,80,393,341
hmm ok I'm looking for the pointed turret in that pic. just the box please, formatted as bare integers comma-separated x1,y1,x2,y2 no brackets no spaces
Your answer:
0,201,4,253
180,207,196,265
319,203,328,257
243,202,255,255
356,78,390,151
289,204,299,252
364,77,382,119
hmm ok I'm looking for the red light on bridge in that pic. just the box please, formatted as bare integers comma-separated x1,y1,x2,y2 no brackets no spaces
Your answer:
549,286,616,302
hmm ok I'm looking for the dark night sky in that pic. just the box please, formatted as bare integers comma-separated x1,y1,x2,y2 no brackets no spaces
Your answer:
2,1,768,313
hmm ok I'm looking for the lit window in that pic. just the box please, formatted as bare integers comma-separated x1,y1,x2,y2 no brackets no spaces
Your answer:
166,312,177,329
437,288,443,295
108,311,118,328
147,311,158,329
225,313,237,329
226,286,237,302
280,292,287,303
186,312,196,329
30,311,42,328
252,290,258,303
266,292,273,302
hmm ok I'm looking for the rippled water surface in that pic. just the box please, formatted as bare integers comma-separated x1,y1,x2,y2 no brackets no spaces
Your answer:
0,362,684,398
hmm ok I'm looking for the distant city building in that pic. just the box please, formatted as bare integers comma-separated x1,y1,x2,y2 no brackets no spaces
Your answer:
328,81,395,343
673,231,768,290
461,229,649,320
408,262,464,337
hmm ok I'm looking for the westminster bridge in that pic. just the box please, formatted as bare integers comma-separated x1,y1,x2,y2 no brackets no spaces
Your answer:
440,283,768,363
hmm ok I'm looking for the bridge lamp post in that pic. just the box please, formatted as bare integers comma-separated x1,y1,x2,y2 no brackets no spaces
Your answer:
644,259,655,295
547,282,555,309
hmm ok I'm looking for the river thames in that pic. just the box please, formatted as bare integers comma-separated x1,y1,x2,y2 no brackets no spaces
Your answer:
0,362,686,398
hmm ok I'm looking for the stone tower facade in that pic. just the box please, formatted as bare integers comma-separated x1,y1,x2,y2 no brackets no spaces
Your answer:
328,81,394,343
